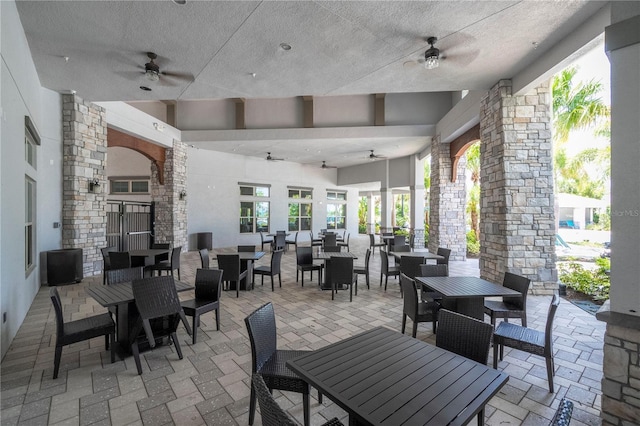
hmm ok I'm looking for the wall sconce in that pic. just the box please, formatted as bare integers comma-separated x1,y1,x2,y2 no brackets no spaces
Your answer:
153,122,165,132
89,178,100,193
179,190,187,200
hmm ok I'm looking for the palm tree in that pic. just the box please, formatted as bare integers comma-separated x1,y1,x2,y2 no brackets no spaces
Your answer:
552,66,610,145
465,143,480,239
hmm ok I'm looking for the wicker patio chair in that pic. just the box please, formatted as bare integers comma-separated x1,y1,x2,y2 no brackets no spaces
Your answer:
285,232,298,252
419,263,449,304
147,246,182,279
323,245,341,252
399,273,439,336
296,246,323,287
484,271,531,328
260,232,274,252
181,268,223,344
150,242,171,262
309,231,323,249
493,294,560,392
337,232,350,251
252,374,343,426
399,255,425,280
436,309,493,425
245,303,322,426
199,248,210,269
323,233,337,248
368,233,386,256
216,254,247,298
354,248,371,289
50,287,115,379
327,256,357,301
238,245,256,252
550,398,574,426
436,247,452,266
130,276,192,375
253,249,284,291
273,234,286,251
101,246,117,285
380,250,400,291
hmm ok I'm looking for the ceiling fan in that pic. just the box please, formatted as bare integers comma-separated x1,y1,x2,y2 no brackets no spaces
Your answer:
139,52,193,85
266,152,284,161
321,161,337,169
369,150,387,160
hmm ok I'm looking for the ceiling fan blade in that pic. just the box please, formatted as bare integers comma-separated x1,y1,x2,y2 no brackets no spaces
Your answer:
161,71,195,82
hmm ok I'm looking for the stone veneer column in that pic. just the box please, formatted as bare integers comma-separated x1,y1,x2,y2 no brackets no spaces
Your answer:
151,140,187,250
428,135,467,260
61,94,107,276
479,80,556,292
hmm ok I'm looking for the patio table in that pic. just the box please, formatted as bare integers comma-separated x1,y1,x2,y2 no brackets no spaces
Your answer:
389,251,444,262
129,248,170,267
287,326,508,426
415,276,520,320
87,279,192,353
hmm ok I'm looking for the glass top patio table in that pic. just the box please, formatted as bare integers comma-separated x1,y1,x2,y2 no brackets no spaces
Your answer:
287,326,508,425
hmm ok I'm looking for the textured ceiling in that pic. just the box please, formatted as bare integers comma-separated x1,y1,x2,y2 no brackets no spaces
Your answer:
15,0,607,168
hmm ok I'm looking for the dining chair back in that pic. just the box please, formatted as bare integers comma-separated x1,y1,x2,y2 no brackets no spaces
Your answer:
309,231,323,248
253,249,284,291
109,251,131,270
419,264,449,305
493,294,560,392
393,235,406,248
199,248,210,269
216,254,248,298
380,250,400,291
436,309,493,365
354,249,371,289
327,256,356,301
238,245,256,252
399,273,438,336
260,232,274,251
148,246,182,280
436,247,452,265
50,287,115,379
285,232,298,251
296,246,323,286
323,233,337,247
105,266,144,285
131,276,191,374
181,268,223,344
101,246,117,275
323,245,341,252
484,271,531,328
338,232,350,251
368,233,386,256
244,302,319,426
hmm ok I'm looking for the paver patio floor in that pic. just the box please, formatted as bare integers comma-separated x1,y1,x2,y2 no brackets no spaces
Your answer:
1,235,605,425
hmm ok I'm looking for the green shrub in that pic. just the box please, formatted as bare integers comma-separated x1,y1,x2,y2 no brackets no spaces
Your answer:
558,258,610,301
394,228,409,237
358,223,366,234
466,230,480,255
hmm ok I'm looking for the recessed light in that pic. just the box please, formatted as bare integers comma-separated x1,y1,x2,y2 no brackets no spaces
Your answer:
532,41,539,49
279,43,292,51
63,56,70,63
140,86,152,91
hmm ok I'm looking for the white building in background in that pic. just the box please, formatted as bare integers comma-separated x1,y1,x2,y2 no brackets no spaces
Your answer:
557,192,609,229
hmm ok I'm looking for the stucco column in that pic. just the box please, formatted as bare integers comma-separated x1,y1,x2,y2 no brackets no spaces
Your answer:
151,140,188,250
479,80,556,292
410,155,426,248
428,135,467,260
596,6,640,425
380,188,393,232
61,94,107,276
366,193,375,234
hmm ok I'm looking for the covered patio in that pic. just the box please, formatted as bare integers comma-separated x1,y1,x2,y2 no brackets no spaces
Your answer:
1,236,604,425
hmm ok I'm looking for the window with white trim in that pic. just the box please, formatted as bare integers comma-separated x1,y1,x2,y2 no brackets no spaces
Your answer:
239,183,270,233
24,117,39,274
110,177,150,194
326,191,347,230
288,187,313,231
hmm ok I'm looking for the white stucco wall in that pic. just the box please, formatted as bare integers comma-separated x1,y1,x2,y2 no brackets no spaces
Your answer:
106,146,152,203
187,149,360,250
1,0,63,359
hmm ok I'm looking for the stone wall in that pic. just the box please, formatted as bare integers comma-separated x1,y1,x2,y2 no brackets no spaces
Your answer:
479,80,556,292
428,135,467,260
61,94,108,276
151,140,188,251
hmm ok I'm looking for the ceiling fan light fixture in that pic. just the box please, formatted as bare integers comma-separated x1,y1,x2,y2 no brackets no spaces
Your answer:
146,69,160,82
424,36,440,70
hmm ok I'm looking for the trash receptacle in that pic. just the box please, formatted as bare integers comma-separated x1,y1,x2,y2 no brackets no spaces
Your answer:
43,248,83,286
196,232,212,250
